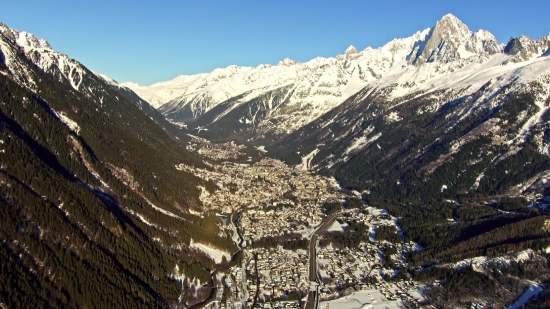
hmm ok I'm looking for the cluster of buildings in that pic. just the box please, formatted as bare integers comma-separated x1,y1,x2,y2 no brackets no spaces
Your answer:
187,139,248,160
176,141,426,308
216,247,309,309
248,247,310,301
312,208,424,306
178,156,345,241
317,245,423,304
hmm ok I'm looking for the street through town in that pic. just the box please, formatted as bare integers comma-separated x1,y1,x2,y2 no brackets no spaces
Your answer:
304,211,341,309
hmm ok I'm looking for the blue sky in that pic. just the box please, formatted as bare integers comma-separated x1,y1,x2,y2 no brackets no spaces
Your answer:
1,0,549,85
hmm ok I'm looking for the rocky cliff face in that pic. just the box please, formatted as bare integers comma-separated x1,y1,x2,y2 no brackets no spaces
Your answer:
504,34,550,62
408,14,501,65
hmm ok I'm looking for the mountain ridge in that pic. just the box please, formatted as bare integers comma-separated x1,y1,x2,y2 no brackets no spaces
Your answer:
126,15,547,147
121,14,502,109
118,14,549,145
0,20,237,308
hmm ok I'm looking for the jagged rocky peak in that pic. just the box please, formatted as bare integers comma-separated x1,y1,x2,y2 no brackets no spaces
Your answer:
436,13,471,39
344,45,359,55
503,36,521,55
0,23,52,50
0,22,15,41
504,35,537,55
413,13,471,64
17,31,52,50
410,13,499,65
209,64,242,79
503,34,550,62
466,29,501,54
277,57,297,66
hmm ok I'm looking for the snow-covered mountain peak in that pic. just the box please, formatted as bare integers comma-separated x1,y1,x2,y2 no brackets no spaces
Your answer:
503,34,550,62
117,14,549,142
408,14,500,65
345,45,359,55
438,13,467,30
256,63,273,69
465,29,502,55
120,81,141,88
277,57,297,66
378,28,431,56
0,24,52,51
433,13,472,46
209,64,247,79
0,23,88,91
16,31,52,51
93,71,119,87
126,15,501,115
474,29,495,41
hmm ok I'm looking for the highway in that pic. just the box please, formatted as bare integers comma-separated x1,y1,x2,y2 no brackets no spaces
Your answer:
304,211,340,309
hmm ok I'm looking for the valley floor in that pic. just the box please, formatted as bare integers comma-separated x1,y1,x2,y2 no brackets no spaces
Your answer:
177,139,549,309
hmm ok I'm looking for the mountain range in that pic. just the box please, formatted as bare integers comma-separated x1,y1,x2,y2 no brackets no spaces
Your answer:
122,14,549,145
118,14,550,205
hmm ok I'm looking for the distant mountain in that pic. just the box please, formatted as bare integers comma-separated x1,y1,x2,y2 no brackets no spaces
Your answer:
258,22,550,211
122,14,550,205
0,22,235,308
503,34,550,62
121,23,431,138
408,13,502,65
122,14,549,146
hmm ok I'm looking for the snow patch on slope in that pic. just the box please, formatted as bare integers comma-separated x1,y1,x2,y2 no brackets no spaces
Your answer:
344,130,381,155
190,239,230,264
505,284,546,309
451,249,538,271
298,148,320,171
50,109,81,134
0,24,86,91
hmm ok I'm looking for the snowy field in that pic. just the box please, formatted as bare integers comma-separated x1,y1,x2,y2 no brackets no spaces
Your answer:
327,220,348,232
450,248,538,271
320,290,401,309
190,240,230,264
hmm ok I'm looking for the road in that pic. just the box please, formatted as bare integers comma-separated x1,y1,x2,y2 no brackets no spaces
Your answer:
304,211,340,309
251,253,261,309
231,211,245,247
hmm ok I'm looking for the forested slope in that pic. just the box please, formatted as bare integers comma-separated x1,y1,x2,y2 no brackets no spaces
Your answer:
0,24,235,308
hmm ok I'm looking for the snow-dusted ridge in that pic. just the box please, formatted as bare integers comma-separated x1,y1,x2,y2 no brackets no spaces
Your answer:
119,14,549,143
0,23,85,91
